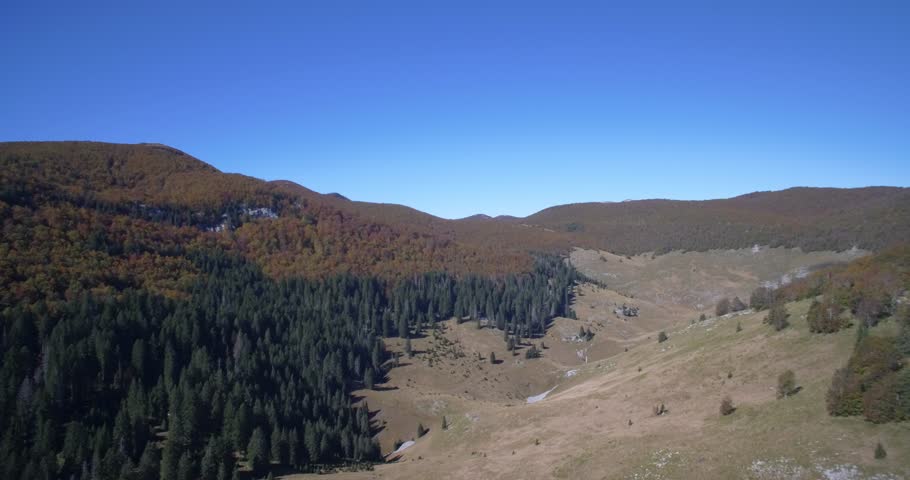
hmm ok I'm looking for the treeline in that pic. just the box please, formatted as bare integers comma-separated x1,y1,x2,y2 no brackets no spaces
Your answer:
748,246,910,423
0,248,577,479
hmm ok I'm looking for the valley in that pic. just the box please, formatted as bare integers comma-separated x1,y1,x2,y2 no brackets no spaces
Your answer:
287,247,908,479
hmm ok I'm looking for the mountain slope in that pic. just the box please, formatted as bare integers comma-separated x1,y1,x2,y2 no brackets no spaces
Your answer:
515,187,910,254
0,141,534,308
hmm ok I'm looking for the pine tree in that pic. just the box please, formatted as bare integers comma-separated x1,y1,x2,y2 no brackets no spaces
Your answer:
364,368,375,390
247,428,268,476
160,438,180,480
177,451,194,480
200,437,220,480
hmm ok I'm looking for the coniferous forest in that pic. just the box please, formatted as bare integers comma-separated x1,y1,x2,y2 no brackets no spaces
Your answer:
0,243,576,480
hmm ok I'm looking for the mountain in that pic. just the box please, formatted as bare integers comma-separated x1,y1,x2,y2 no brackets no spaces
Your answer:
0,141,533,303
1,141,908,480
3,141,908,307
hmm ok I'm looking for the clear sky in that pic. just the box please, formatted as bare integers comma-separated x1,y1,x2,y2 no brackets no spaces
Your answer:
2,1,908,218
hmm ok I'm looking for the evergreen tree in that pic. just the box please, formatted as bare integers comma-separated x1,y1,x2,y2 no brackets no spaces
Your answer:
765,302,790,331
247,428,268,477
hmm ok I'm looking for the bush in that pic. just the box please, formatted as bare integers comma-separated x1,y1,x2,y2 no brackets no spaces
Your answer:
827,367,862,417
765,302,790,331
658,331,668,343
716,298,731,317
875,442,887,459
827,336,906,421
750,286,774,311
731,296,747,312
777,370,797,399
417,423,428,438
653,403,667,416
807,297,846,333
720,396,735,416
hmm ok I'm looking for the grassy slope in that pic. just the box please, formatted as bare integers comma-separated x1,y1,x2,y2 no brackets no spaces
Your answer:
289,299,909,480
570,246,870,311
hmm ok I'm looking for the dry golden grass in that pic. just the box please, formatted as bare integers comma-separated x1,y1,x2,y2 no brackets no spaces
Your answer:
288,296,909,480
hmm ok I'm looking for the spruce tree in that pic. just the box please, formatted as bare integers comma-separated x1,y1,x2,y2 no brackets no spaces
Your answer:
247,428,268,476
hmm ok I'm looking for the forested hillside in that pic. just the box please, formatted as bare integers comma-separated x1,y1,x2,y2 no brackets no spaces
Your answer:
517,188,910,255
0,141,581,479
0,142,535,299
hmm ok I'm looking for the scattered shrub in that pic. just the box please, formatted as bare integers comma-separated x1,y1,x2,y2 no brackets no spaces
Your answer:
731,296,747,312
417,423,428,438
720,396,735,416
658,331,668,343
653,403,667,416
777,370,797,399
765,302,790,331
716,298,731,317
875,442,887,459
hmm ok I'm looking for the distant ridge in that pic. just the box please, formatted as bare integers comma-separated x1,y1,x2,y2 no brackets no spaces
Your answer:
325,192,349,201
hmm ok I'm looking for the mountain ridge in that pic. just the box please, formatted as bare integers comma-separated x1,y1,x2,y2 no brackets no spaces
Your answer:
3,141,908,266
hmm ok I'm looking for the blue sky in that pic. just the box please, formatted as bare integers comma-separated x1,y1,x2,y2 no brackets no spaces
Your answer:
2,1,908,218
